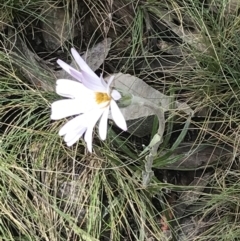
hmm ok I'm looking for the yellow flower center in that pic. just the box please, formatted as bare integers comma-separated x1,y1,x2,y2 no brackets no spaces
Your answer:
95,92,111,104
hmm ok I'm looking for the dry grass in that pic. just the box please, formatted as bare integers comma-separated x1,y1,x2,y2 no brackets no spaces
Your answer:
0,0,240,240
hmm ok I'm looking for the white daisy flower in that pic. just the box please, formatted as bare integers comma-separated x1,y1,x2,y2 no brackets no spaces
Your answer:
51,48,127,152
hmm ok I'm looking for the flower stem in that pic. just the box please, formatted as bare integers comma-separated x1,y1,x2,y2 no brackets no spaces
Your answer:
131,96,165,186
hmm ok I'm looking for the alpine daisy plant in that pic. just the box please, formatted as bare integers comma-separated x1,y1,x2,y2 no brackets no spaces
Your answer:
51,48,127,152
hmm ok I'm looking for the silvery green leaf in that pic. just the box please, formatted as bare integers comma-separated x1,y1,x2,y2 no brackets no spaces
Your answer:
112,72,193,121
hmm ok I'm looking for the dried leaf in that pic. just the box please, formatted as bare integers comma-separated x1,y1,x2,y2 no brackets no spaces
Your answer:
209,0,240,15
175,173,213,239
160,210,174,232
82,38,112,71
56,38,112,80
8,28,55,91
162,143,233,170
42,6,75,51
148,7,209,52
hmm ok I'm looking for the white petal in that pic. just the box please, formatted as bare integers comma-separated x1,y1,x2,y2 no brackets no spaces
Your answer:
111,89,121,100
64,125,86,142
66,135,82,146
57,59,83,82
57,59,72,74
100,74,108,88
98,107,109,140
52,88,102,120
84,109,104,152
51,99,84,120
59,115,85,136
84,126,94,152
59,108,103,136
56,79,91,99
110,100,127,131
106,75,114,92
65,127,87,146
71,48,98,79
70,68,106,92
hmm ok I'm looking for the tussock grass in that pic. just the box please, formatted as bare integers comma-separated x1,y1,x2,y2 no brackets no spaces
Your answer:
1,0,240,240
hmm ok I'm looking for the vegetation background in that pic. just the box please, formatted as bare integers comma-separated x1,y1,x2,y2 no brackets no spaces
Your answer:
0,0,240,240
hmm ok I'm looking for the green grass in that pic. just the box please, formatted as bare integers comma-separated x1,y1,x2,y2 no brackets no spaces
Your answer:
1,0,240,240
